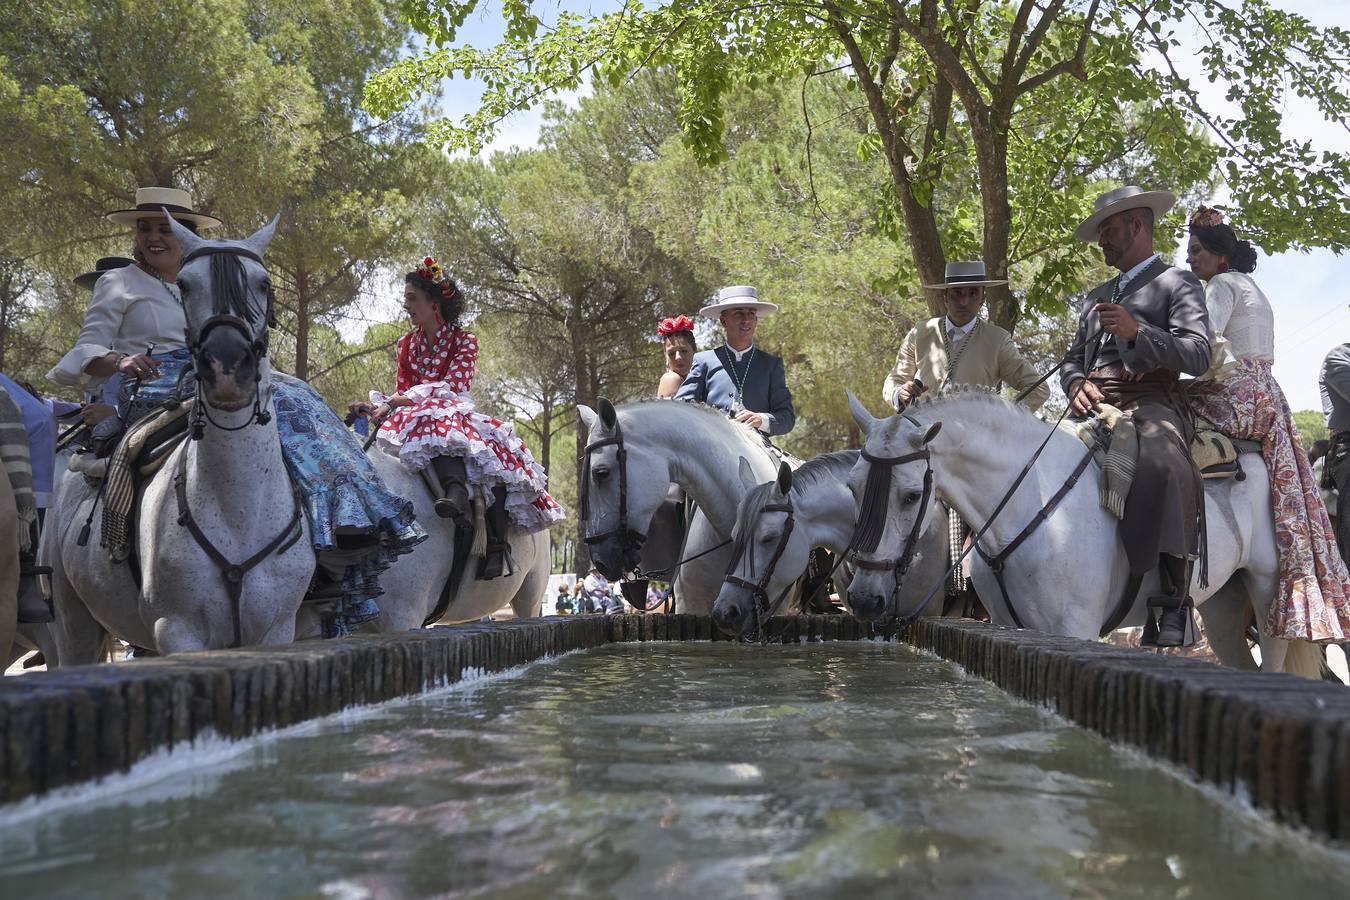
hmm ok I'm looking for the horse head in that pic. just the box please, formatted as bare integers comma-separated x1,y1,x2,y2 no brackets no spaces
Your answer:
167,212,278,419
576,397,671,580
845,390,942,622
713,458,806,636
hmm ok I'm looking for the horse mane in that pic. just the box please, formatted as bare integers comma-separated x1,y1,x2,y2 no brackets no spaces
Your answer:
733,450,859,541
616,397,767,451
208,251,261,325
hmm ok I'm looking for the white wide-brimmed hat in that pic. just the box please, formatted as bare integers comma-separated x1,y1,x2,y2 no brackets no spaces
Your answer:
106,186,222,230
1074,185,1176,242
72,256,134,291
698,285,779,318
922,261,1007,290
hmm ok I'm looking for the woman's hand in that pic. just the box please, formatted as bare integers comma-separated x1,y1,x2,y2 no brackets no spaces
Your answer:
386,394,415,409
347,400,376,417
117,353,160,380
80,403,117,427
371,403,392,424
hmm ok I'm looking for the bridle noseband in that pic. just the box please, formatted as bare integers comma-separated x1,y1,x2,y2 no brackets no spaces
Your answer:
180,244,278,438
722,499,796,615
847,445,934,594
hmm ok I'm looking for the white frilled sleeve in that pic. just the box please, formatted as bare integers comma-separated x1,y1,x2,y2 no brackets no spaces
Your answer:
46,275,127,389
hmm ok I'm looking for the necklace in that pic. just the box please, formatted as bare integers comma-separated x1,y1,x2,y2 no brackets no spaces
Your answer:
941,318,980,388
720,344,756,409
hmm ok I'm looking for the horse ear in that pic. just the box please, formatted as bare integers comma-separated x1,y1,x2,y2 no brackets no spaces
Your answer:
776,460,793,496
242,214,280,259
922,422,942,445
846,389,876,434
597,397,617,431
577,405,598,433
163,210,203,258
737,457,758,492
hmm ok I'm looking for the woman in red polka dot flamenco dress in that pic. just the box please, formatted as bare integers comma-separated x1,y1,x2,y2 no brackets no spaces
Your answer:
351,257,563,579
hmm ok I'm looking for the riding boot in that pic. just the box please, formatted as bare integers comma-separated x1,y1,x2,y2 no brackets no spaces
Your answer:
476,486,516,580
16,519,53,624
1142,554,1198,648
425,455,471,524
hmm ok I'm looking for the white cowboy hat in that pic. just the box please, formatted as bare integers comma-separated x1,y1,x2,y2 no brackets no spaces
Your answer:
922,261,1007,290
1074,185,1176,242
106,186,222,230
72,256,134,291
698,285,779,318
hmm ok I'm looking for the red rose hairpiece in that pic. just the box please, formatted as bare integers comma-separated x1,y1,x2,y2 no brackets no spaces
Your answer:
1189,205,1225,229
657,314,695,337
414,255,459,301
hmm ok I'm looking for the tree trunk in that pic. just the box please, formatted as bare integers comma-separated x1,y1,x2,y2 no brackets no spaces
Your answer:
294,267,310,380
569,299,594,579
976,125,1018,333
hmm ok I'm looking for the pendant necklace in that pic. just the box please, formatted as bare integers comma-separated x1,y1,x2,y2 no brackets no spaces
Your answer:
723,345,755,412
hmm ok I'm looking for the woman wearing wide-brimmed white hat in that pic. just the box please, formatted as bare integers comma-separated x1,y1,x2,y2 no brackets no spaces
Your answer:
673,285,795,435
48,186,221,397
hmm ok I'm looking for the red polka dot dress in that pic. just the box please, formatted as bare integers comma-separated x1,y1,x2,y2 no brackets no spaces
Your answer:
374,324,564,533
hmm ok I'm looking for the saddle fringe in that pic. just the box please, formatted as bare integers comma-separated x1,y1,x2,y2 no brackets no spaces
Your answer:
470,485,488,557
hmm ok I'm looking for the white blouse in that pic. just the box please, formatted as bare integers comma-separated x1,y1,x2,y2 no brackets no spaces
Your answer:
1200,271,1275,379
47,265,187,389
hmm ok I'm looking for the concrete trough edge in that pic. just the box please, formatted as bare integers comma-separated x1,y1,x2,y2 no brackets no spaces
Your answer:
1,614,1346,844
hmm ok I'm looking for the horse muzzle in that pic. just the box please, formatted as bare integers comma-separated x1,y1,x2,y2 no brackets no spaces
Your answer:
847,584,890,622
712,583,758,637
195,321,259,410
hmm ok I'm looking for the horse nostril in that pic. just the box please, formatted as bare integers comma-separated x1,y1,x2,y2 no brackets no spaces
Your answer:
725,605,740,620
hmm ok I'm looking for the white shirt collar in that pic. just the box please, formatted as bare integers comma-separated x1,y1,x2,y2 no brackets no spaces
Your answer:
944,316,978,340
1118,253,1160,289
727,344,755,361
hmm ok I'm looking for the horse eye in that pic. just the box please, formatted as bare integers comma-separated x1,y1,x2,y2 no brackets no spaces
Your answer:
593,466,610,481
260,278,271,292
178,282,190,296
760,532,779,545
902,491,921,506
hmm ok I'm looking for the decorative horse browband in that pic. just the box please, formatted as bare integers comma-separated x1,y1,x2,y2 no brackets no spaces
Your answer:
847,446,934,588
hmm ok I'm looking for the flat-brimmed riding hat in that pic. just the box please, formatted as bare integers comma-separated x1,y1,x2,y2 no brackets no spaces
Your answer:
922,261,1007,290
698,285,779,318
106,186,222,230
73,256,134,291
1074,185,1176,242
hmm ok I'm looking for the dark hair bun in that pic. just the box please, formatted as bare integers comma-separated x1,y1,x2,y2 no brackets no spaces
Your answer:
1230,240,1257,274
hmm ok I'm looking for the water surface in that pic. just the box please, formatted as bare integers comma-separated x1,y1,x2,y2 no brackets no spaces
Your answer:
2,642,1347,898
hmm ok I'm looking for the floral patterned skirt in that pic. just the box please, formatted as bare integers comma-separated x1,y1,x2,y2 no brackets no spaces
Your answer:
374,381,564,534
1188,359,1350,642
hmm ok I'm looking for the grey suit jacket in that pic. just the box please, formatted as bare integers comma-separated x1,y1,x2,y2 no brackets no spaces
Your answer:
1061,262,1212,392
1321,343,1350,431
674,345,796,436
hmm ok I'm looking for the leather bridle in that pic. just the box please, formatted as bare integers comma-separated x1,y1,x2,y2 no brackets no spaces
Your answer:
181,244,277,438
722,499,797,616
847,446,934,595
579,422,647,559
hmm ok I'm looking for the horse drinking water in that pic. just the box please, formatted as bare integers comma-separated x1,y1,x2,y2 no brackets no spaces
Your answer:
844,389,1322,676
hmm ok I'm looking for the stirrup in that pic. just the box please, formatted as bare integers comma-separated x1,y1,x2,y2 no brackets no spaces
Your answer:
476,541,516,581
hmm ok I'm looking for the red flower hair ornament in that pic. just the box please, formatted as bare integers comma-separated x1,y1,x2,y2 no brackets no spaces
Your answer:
414,255,460,302
657,314,695,337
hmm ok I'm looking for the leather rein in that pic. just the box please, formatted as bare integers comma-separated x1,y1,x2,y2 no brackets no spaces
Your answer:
721,500,797,616
173,243,302,648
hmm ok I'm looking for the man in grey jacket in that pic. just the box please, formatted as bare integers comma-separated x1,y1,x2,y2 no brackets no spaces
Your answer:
1320,343,1350,559
675,285,796,436
1062,186,1212,647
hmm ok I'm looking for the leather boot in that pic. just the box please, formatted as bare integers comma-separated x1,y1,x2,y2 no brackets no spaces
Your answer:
476,486,516,580
1143,554,1198,648
426,455,471,524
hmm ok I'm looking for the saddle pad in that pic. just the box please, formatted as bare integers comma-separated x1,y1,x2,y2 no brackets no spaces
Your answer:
101,400,192,562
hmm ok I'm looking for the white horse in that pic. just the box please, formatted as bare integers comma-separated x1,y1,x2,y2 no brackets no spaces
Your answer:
711,452,956,637
353,450,549,631
48,216,316,661
844,389,1322,677
577,398,784,612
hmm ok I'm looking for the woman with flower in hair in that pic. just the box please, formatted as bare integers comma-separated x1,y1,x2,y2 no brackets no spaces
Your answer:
656,314,696,397
351,257,563,579
1185,206,1350,642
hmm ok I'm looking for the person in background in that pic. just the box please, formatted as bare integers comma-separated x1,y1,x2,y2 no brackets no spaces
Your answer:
1310,439,1338,536
1186,205,1350,643
657,315,696,398
554,583,575,616
582,565,610,614
675,286,795,436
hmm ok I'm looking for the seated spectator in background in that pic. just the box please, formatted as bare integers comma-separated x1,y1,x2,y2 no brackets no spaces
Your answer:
554,583,574,615
582,565,609,614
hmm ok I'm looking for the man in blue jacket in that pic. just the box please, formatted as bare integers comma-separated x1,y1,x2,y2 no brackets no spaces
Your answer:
674,285,796,436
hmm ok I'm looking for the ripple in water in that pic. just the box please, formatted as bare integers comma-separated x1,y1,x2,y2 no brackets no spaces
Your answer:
2,642,1348,899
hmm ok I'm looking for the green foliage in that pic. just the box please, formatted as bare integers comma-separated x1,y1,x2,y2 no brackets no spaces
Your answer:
1293,409,1330,449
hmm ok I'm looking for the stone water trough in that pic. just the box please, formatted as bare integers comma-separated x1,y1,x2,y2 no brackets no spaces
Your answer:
2,614,1349,844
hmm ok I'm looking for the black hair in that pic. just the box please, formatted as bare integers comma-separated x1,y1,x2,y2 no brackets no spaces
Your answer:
662,330,695,350
405,271,464,327
1189,223,1258,273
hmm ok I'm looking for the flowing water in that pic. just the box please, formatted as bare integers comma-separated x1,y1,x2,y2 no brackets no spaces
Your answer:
2,642,1348,899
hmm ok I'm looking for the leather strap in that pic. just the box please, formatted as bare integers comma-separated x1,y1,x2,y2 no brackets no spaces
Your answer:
722,501,796,613
173,444,304,647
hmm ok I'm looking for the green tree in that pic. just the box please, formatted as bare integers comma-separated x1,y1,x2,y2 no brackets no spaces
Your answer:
369,0,1349,333
1293,409,1329,450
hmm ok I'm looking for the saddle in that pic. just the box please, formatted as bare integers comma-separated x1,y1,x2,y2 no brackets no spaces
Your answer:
95,399,193,563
